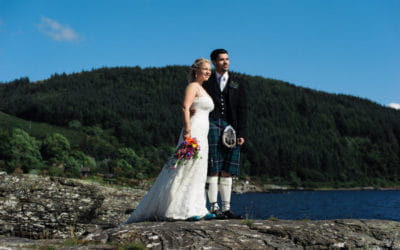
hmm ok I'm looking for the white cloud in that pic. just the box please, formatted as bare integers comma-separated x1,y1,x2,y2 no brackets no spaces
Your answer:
37,17,80,42
388,103,400,110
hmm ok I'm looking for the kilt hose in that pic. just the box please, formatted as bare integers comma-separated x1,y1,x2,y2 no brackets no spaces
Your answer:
208,118,241,176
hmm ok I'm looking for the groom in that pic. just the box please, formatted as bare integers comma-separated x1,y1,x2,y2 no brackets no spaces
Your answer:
203,49,247,219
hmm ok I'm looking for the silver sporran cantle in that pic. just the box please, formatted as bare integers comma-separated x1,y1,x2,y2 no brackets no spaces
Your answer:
222,125,236,148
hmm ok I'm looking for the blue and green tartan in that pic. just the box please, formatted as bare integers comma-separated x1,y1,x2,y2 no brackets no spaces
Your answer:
208,118,241,176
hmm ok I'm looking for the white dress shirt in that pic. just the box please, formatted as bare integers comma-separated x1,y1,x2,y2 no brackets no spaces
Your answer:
216,72,229,91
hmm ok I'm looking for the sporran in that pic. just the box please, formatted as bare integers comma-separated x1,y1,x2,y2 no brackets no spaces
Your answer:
222,125,236,148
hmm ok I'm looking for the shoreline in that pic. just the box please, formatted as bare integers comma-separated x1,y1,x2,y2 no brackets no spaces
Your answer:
232,181,400,194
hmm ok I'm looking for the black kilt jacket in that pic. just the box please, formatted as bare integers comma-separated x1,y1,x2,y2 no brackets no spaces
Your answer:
203,72,247,139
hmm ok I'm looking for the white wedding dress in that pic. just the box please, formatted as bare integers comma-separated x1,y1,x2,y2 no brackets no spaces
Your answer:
125,87,214,223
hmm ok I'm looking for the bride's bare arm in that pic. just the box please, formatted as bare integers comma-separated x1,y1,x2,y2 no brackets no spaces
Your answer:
182,83,198,138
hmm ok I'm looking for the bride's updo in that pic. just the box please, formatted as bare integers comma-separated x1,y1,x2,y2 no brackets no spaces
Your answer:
188,58,210,83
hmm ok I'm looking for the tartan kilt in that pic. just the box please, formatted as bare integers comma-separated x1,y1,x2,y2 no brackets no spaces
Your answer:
208,118,241,176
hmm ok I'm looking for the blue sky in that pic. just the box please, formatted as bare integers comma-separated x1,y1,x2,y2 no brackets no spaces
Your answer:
1,0,399,108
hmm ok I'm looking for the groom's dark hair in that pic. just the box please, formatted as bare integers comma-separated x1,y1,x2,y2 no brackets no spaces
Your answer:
210,48,228,62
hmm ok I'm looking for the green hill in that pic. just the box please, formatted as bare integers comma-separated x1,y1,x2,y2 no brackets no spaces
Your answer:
1,67,399,187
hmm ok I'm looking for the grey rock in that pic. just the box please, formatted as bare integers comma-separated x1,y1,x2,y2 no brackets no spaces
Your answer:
232,180,260,193
0,172,145,239
5,219,400,249
86,219,399,249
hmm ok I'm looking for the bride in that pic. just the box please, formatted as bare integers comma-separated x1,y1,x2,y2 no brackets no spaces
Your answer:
124,58,215,223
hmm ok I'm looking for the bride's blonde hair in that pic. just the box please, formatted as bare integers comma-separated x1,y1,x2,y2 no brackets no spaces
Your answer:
188,58,210,83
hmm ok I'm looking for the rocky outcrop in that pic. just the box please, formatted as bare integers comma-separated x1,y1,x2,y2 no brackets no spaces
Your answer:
0,172,145,239
0,219,399,249
232,180,261,193
1,172,400,249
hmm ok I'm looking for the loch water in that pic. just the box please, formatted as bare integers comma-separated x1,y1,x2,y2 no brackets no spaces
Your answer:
229,190,400,221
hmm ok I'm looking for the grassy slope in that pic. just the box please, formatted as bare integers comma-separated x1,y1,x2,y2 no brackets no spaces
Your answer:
0,111,85,146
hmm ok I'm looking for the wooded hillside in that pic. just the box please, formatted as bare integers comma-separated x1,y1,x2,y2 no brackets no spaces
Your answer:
1,66,399,187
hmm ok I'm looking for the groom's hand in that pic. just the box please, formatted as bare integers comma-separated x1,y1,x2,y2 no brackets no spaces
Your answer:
190,108,196,116
237,137,245,146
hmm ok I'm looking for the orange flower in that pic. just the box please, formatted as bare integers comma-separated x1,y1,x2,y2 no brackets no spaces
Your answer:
185,137,196,144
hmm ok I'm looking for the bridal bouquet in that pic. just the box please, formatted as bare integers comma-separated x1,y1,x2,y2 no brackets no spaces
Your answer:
171,137,200,169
